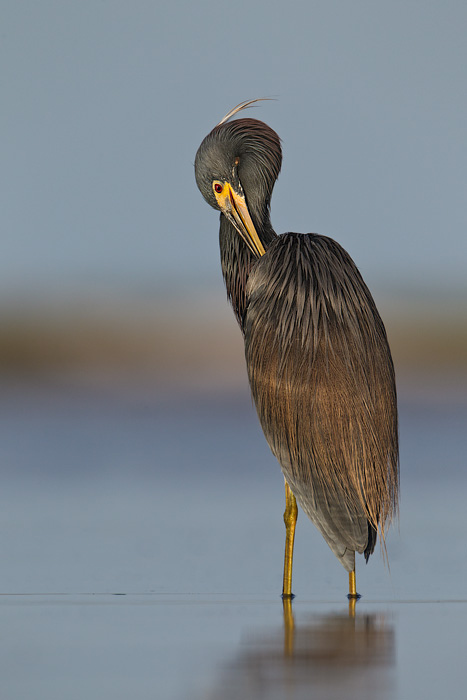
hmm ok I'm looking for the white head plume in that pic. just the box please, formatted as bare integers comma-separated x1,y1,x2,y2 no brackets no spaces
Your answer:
217,98,274,126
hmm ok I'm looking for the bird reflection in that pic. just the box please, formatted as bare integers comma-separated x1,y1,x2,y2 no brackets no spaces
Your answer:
207,600,395,700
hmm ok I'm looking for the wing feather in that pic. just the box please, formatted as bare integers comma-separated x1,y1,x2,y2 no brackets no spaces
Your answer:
243,233,399,568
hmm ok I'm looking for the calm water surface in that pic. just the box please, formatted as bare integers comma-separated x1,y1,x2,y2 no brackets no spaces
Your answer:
0,379,465,699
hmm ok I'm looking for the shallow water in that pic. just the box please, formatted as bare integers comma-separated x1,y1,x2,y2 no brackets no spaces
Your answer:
0,380,466,698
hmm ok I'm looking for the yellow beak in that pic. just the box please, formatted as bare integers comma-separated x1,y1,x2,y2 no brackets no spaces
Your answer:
217,183,265,258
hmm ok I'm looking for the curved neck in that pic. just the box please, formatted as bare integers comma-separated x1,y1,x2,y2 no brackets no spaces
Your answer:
219,214,276,327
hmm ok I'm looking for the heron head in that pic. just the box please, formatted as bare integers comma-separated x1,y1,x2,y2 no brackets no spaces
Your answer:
195,107,282,258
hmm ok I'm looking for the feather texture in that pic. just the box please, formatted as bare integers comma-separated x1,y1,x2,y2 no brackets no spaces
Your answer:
244,234,399,570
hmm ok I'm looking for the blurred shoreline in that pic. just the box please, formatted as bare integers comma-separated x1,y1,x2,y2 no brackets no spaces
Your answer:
0,290,465,403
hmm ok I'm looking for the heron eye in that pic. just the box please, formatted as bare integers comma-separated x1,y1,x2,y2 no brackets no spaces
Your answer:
214,183,223,194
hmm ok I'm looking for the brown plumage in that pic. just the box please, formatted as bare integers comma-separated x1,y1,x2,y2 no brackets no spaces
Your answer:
195,102,399,582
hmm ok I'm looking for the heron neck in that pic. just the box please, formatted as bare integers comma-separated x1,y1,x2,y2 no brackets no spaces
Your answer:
219,215,276,327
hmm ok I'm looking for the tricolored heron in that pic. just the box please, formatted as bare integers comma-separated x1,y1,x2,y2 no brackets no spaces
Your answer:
194,100,399,598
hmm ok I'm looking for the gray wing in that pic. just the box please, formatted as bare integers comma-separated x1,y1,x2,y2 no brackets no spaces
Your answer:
243,233,399,570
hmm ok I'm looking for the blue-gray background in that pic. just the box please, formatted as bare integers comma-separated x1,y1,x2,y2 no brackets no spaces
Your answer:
2,0,466,299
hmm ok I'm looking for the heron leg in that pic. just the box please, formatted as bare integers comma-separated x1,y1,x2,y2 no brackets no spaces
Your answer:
282,479,298,598
347,569,361,600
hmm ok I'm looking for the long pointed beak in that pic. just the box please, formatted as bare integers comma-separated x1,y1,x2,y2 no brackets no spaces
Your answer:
223,184,266,258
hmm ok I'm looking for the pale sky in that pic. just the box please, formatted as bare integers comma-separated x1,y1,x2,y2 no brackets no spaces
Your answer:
2,1,466,301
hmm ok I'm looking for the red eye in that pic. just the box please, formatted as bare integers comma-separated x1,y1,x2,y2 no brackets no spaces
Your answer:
214,183,223,194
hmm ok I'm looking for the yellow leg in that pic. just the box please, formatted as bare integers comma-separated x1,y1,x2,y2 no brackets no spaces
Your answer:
348,570,357,597
347,569,360,612
282,479,298,598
